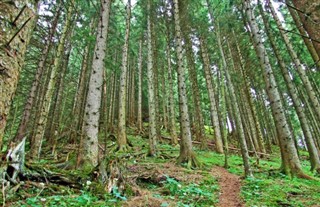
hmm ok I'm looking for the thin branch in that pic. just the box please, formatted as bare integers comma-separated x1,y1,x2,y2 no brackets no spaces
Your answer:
6,17,32,47
278,27,320,44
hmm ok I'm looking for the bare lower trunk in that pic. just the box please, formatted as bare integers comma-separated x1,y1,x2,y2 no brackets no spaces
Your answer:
244,0,306,178
147,0,157,156
225,40,253,177
117,0,131,151
79,0,111,169
199,36,224,154
30,1,74,160
180,1,206,145
166,36,178,145
137,40,143,132
173,0,198,168
260,3,320,172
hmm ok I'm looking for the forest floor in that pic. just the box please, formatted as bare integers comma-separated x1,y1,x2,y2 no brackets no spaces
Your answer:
2,127,320,206
212,166,243,207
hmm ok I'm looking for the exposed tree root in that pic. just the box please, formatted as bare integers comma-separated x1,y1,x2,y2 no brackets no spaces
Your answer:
116,144,131,153
177,153,201,169
297,172,316,180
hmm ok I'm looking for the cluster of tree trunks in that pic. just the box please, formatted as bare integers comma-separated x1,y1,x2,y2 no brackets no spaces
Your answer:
0,0,319,182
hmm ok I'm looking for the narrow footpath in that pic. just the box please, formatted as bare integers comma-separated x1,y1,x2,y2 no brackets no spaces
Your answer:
212,166,244,207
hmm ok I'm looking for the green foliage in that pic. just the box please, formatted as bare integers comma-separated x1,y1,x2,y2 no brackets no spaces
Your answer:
16,190,125,207
242,175,320,206
19,191,98,207
161,175,218,207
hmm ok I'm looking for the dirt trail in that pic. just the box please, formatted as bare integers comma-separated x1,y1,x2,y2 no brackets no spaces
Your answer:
212,166,244,207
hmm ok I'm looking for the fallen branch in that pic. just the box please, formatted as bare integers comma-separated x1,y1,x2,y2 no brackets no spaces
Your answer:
161,135,270,157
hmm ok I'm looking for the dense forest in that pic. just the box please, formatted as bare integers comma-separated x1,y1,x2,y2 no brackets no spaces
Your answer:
1,0,320,206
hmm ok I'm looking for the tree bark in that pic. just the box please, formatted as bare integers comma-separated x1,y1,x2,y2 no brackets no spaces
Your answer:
173,0,198,168
225,39,253,177
146,0,157,156
290,0,320,60
243,0,307,178
286,3,320,69
180,0,206,146
260,2,320,172
30,0,74,160
137,40,143,132
79,0,111,168
14,3,61,143
0,1,38,149
199,36,224,154
165,30,178,145
269,2,320,125
117,0,131,151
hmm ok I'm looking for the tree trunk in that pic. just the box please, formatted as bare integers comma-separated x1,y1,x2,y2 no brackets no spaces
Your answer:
70,42,91,143
268,2,320,125
78,0,111,169
48,44,71,154
290,0,320,60
286,3,320,69
225,40,253,177
173,0,198,168
137,40,143,132
180,0,206,146
117,0,131,151
232,30,266,154
108,52,119,134
146,0,157,156
199,36,224,154
0,1,38,149
243,0,307,178
161,64,168,131
14,3,61,143
165,29,178,145
260,2,320,172
30,0,74,160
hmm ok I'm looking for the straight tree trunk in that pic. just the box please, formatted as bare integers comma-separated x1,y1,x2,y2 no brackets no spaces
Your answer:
30,0,74,159
137,40,143,132
179,0,206,145
268,2,320,125
48,44,71,153
165,32,178,145
199,36,224,154
260,2,320,172
78,0,111,168
232,30,266,154
117,0,131,151
217,68,229,167
130,59,135,125
0,1,38,149
70,43,91,143
225,40,253,177
108,52,119,134
243,0,308,178
14,3,61,142
147,0,157,156
173,0,199,168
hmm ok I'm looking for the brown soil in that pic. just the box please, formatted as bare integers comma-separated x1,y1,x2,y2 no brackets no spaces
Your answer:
212,166,244,207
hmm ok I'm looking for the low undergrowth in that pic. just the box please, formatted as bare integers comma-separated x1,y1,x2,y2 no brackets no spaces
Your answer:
3,130,320,206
